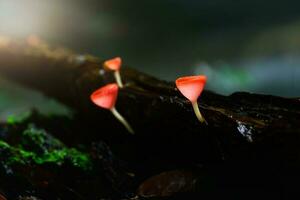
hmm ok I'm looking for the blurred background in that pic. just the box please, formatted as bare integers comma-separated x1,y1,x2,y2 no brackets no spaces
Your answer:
0,0,299,118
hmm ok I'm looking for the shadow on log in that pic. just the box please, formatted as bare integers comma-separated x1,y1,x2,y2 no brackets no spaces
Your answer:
0,37,300,199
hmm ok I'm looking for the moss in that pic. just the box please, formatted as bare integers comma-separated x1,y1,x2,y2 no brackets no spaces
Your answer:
31,147,92,170
0,140,10,148
34,148,92,170
67,148,91,169
0,140,35,165
2,113,92,171
0,130,92,171
21,124,64,154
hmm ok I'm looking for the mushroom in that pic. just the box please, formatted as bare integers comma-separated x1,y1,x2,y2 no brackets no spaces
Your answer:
175,75,207,124
103,57,124,88
90,83,134,134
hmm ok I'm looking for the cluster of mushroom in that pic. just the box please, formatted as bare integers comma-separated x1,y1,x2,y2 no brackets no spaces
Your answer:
90,57,135,134
90,57,208,135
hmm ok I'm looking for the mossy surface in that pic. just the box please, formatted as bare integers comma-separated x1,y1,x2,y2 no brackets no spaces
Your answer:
0,140,35,165
0,123,92,171
0,139,92,171
21,124,64,154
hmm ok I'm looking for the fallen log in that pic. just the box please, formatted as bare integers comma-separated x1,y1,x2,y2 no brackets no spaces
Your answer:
0,38,299,139
0,37,300,199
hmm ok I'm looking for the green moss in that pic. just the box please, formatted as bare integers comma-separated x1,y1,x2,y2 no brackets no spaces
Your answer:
0,140,35,165
34,148,92,170
21,124,64,154
36,149,67,164
2,112,92,171
67,148,91,169
0,137,92,171
10,149,35,165
33,148,92,170
0,140,10,148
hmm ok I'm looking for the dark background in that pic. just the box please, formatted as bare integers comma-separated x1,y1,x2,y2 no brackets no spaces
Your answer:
0,0,299,118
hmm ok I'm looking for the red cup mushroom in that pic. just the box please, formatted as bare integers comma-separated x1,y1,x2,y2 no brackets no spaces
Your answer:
90,83,134,134
103,57,124,88
175,75,207,124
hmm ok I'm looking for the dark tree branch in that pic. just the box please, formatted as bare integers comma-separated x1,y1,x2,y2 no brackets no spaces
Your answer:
0,38,300,163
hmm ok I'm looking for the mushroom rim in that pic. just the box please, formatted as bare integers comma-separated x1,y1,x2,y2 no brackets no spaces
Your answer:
90,83,119,99
176,75,207,86
103,57,122,71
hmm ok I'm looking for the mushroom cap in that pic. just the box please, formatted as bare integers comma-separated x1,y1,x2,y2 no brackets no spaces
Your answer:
175,75,207,103
90,83,119,109
103,57,122,71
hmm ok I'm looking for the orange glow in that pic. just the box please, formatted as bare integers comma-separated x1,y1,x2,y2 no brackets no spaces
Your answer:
0,35,11,47
26,35,42,47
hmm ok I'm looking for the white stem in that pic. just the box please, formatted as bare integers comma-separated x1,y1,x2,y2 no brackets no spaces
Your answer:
192,101,207,124
110,107,135,134
114,71,124,88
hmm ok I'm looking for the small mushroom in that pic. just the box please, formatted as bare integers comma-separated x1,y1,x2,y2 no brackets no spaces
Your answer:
103,57,124,88
175,75,207,124
90,83,134,134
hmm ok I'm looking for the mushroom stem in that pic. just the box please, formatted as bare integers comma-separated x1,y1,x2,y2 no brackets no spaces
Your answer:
110,107,134,134
192,101,207,124
114,71,124,88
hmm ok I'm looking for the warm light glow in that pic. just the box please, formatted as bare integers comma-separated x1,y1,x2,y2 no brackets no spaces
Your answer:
0,0,43,36
0,0,90,38
0,0,118,47
0,35,11,47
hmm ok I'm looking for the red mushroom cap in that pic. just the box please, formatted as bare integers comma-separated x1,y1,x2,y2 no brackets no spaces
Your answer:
90,83,119,109
103,57,122,71
175,75,207,103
